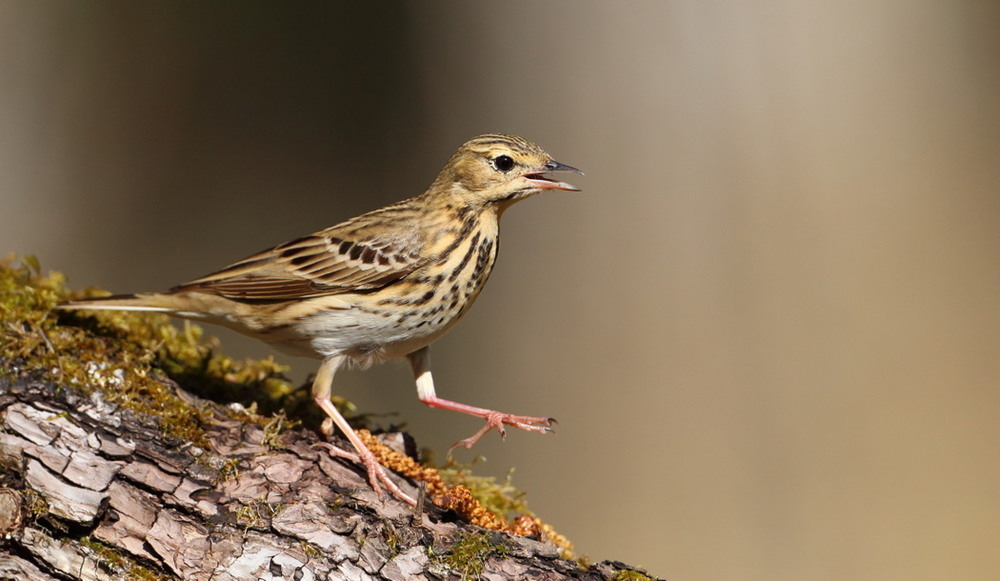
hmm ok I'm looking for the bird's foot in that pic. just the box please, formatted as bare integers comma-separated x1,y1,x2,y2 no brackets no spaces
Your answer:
449,412,556,452
316,441,416,506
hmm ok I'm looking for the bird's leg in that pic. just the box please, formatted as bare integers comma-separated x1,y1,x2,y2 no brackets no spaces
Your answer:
407,347,555,451
312,355,415,506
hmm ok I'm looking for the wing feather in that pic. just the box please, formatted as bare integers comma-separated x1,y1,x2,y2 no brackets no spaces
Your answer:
172,231,427,302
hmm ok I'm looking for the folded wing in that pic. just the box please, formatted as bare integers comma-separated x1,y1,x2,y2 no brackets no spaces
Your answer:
177,232,428,302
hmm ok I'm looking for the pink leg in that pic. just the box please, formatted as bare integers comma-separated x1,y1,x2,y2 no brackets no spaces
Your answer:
407,347,555,450
313,356,415,506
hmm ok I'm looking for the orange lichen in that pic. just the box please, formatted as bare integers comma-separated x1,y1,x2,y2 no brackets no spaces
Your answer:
356,429,575,558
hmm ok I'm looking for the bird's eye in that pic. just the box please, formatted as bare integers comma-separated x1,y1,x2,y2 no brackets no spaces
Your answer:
492,155,515,173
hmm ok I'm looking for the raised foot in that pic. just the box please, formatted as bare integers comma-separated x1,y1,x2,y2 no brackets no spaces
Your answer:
450,412,556,452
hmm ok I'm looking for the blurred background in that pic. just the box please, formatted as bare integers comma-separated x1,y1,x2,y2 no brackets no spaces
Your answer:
3,2,999,579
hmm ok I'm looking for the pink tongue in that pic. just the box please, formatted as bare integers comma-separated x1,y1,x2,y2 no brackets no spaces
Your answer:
526,176,579,191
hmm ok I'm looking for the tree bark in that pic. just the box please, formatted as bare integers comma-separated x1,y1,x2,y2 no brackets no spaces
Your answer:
0,372,657,580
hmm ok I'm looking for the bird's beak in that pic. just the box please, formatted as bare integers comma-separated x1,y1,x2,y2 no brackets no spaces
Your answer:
524,160,584,191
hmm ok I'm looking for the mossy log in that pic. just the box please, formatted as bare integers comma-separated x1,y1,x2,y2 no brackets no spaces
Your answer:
0,258,658,580
0,373,658,580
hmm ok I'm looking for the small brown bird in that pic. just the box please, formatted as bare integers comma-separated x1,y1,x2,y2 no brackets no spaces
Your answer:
59,134,582,503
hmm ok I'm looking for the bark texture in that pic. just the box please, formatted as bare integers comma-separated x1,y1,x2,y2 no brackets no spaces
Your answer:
0,373,657,580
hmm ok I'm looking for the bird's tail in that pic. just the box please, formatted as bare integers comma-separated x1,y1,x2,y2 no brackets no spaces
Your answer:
56,293,180,314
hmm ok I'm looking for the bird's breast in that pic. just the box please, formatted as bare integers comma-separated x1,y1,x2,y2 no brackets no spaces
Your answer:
376,220,501,336
289,214,502,362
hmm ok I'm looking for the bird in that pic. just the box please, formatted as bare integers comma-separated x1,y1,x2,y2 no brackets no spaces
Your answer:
57,133,582,504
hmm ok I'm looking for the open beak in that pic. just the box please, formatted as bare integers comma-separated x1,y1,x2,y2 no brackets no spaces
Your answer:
524,160,584,191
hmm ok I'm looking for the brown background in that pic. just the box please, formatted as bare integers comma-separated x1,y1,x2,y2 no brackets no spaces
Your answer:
2,2,999,579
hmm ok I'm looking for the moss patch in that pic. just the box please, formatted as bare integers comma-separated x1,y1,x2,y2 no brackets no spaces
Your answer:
435,531,509,580
80,536,171,581
0,254,298,447
612,570,654,581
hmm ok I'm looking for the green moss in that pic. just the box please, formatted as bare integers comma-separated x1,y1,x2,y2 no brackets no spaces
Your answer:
23,488,50,519
0,254,300,449
435,531,509,580
235,496,281,531
612,570,653,581
383,521,402,558
300,540,324,559
217,458,242,484
81,536,171,581
259,409,295,449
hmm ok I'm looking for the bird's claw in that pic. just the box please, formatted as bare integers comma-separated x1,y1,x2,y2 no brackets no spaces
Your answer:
316,442,416,506
449,412,556,452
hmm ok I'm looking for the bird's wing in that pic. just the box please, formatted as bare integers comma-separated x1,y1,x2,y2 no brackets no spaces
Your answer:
174,230,428,301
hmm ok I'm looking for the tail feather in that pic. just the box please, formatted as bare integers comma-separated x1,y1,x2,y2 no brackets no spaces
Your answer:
57,293,178,313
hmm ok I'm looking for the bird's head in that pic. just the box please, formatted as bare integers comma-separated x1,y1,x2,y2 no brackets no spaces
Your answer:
431,134,582,208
